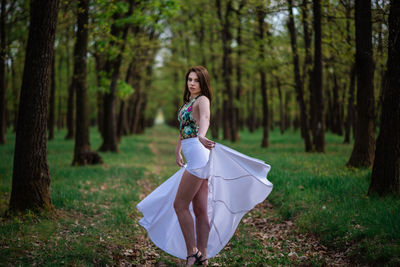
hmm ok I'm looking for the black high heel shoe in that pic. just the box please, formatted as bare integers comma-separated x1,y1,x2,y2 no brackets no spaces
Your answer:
186,249,201,266
195,254,208,266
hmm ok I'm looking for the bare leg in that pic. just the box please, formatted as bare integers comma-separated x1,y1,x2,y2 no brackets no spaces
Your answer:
193,179,210,263
174,170,204,264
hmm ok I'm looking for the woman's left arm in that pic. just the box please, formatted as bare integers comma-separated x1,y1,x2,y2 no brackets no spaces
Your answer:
197,96,215,149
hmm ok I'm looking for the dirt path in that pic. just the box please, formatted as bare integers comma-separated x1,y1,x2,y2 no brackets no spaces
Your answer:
124,127,352,266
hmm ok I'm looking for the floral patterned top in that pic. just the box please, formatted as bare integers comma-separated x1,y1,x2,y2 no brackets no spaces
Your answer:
177,95,202,140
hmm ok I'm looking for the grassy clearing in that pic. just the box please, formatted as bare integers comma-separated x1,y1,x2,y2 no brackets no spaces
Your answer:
218,128,400,266
0,128,154,266
0,124,399,266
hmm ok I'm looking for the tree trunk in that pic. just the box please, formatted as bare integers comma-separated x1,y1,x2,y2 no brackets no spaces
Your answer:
48,54,55,140
99,1,135,152
117,62,132,140
332,73,343,135
235,0,245,132
284,91,291,130
260,71,269,146
216,0,237,142
368,0,400,196
128,59,142,135
72,0,102,165
347,0,375,167
65,81,75,139
257,6,269,148
0,0,7,144
94,49,104,137
9,0,60,212
65,23,74,139
11,57,18,132
312,0,325,152
57,53,63,130
211,105,220,139
301,0,314,139
375,0,385,126
344,64,356,143
269,80,274,131
248,82,257,132
325,81,332,132
117,99,129,140
287,0,313,151
276,77,285,134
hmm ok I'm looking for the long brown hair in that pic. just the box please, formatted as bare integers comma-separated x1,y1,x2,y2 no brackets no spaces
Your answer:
183,66,212,103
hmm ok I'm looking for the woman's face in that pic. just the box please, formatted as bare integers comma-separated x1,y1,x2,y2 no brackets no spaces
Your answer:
187,72,201,96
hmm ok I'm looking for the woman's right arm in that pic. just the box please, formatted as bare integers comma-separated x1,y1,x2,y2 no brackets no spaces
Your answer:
175,133,184,167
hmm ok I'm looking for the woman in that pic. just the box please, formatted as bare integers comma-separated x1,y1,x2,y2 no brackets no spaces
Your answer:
137,66,273,266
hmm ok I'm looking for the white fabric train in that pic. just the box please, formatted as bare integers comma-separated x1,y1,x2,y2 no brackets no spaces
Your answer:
136,138,273,259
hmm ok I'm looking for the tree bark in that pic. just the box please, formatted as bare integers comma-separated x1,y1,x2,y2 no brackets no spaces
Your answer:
275,76,285,135
65,81,75,139
216,0,237,142
9,0,60,212
11,57,18,132
368,0,400,196
0,0,7,144
128,58,142,135
332,73,343,135
269,80,274,131
72,0,102,165
344,64,356,143
343,2,355,144
117,61,133,140
48,54,55,140
287,0,313,151
235,0,245,132
65,24,75,139
257,5,269,148
284,91,291,130
57,53,63,130
94,48,104,138
301,0,314,140
312,0,325,152
99,0,135,152
248,82,257,132
347,0,375,167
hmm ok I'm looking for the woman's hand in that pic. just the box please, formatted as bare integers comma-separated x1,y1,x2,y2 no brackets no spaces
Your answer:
198,135,215,150
176,153,184,167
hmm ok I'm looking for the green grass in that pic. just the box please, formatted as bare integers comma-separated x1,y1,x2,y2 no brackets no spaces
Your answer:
1,124,399,266
217,127,400,266
0,127,153,266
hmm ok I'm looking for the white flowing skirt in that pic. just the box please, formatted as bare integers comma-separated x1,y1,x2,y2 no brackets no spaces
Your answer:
136,138,273,259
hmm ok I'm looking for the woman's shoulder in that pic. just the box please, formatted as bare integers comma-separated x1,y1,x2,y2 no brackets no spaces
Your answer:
197,95,210,104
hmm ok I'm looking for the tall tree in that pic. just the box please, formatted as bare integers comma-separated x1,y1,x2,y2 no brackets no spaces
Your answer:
344,64,356,144
343,0,355,144
216,0,237,142
9,0,60,212
235,0,245,130
48,54,55,140
301,0,313,138
347,0,375,167
0,0,7,144
99,0,135,152
65,24,75,140
275,76,285,134
368,0,400,196
256,3,269,148
72,0,102,165
311,0,325,152
287,0,312,152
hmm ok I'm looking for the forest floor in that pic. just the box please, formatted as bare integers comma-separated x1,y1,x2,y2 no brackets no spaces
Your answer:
0,124,399,266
